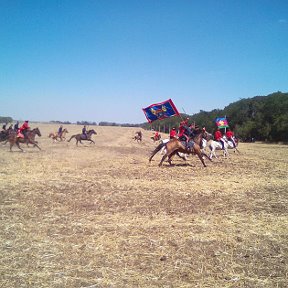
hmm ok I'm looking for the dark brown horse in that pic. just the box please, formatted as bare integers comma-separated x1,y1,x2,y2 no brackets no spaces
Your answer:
8,128,42,152
0,128,13,143
67,129,97,146
133,131,142,143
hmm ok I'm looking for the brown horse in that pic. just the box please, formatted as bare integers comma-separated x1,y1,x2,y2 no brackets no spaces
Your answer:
133,131,142,143
149,130,212,164
158,137,210,167
49,128,69,142
67,129,97,146
8,128,42,152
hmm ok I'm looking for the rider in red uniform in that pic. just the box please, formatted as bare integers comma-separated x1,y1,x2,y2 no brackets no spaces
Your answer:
226,128,236,148
214,128,225,150
18,120,30,138
178,118,189,141
169,127,177,139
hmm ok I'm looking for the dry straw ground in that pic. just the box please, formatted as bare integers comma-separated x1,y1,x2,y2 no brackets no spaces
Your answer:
1,123,287,288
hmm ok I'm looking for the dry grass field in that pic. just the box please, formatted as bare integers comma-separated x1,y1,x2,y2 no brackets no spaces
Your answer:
1,123,287,288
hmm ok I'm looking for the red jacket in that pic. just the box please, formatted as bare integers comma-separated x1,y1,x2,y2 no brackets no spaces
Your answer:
19,122,30,132
214,130,222,141
170,129,177,139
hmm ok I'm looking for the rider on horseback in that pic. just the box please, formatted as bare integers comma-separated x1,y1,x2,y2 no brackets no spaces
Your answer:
178,119,198,151
169,127,177,139
58,125,63,137
17,120,30,138
82,125,88,139
214,128,225,150
225,128,236,148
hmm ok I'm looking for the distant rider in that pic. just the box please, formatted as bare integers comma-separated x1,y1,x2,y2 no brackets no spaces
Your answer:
82,125,87,139
169,127,177,139
58,125,63,136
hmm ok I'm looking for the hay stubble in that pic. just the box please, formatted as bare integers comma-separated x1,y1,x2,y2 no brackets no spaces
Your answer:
1,124,287,287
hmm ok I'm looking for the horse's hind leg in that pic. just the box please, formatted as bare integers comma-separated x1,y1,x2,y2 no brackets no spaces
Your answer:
159,153,168,166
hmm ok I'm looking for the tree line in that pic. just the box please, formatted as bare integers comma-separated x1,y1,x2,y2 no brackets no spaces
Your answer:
141,91,288,142
2,91,287,142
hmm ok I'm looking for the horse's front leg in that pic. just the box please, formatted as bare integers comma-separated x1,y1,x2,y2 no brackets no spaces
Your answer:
30,140,41,150
197,152,207,167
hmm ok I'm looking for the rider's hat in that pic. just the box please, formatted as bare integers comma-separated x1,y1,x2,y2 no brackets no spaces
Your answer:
25,120,29,122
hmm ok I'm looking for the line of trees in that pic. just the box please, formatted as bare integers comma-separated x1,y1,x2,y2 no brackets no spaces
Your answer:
141,92,288,142
2,91,287,142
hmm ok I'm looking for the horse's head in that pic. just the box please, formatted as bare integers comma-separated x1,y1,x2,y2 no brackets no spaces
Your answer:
203,131,213,141
88,129,97,135
33,127,42,137
63,128,68,133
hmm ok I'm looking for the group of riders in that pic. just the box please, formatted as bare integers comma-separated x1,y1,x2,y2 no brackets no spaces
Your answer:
2,118,237,151
1,121,90,142
145,117,237,150
1,120,29,139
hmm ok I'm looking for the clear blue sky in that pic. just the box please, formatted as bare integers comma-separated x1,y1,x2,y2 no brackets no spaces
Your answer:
1,0,287,123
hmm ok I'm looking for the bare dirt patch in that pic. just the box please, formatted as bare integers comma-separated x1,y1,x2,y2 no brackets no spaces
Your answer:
1,124,287,287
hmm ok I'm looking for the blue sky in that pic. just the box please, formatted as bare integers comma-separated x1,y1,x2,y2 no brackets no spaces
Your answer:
1,0,287,123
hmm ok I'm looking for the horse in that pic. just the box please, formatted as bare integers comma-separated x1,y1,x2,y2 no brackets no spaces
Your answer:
208,138,229,159
133,131,142,143
149,130,213,163
207,135,240,159
49,128,69,142
151,134,161,142
223,135,240,153
8,128,42,152
157,137,210,167
67,129,97,146
0,128,13,143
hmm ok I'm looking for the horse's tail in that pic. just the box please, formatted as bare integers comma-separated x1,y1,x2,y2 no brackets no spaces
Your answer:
149,141,166,162
67,135,76,142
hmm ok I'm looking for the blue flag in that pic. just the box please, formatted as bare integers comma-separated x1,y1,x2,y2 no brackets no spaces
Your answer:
142,99,180,123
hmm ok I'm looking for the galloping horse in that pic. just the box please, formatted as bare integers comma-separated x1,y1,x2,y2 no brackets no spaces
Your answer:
67,129,97,146
157,137,209,167
208,135,239,159
8,128,42,152
149,130,213,164
151,134,161,142
133,131,142,143
49,128,69,142
0,128,13,143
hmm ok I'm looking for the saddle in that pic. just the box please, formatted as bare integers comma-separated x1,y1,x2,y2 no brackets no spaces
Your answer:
180,139,195,151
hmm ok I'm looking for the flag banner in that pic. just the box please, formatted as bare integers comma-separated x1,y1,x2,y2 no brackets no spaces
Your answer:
142,99,180,123
215,117,229,128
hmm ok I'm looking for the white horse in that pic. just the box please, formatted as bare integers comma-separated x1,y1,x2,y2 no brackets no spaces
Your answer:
208,136,239,159
208,139,228,159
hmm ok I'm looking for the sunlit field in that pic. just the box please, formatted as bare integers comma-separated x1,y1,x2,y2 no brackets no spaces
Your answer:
1,123,287,288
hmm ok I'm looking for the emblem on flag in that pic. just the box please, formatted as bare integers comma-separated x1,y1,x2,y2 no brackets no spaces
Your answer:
215,117,229,128
142,99,180,123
